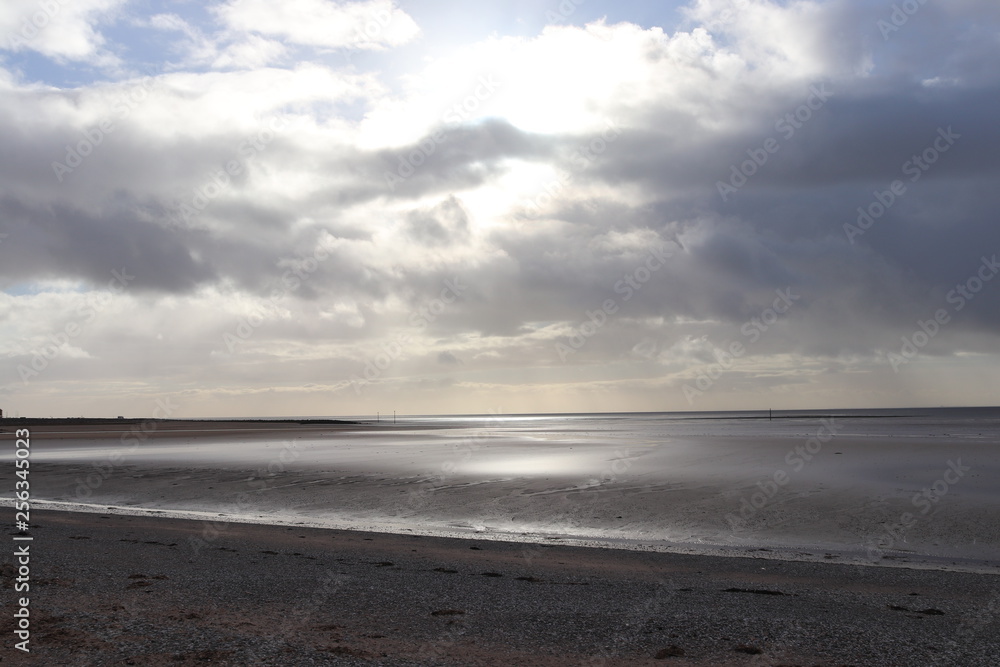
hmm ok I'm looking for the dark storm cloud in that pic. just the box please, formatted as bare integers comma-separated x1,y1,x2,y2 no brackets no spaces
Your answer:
0,197,217,292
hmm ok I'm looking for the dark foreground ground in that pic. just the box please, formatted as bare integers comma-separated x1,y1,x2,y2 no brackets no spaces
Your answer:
2,510,998,666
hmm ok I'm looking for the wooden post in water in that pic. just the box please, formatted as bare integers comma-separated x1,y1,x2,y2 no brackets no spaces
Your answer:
769,408,772,421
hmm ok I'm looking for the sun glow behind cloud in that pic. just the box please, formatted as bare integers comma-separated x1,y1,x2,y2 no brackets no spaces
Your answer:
0,0,999,418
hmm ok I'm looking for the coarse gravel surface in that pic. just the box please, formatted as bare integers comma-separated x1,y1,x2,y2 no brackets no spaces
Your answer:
2,510,998,665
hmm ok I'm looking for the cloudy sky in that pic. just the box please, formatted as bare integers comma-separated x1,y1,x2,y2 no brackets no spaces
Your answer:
1,0,998,418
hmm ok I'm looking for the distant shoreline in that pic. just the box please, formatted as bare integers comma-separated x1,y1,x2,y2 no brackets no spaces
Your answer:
6,407,999,426
0,417,363,427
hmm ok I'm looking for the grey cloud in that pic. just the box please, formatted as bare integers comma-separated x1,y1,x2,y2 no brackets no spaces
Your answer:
405,195,469,245
437,351,460,364
0,197,217,292
3,0,1000,410
370,118,551,199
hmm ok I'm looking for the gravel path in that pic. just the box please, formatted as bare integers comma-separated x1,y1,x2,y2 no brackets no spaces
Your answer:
2,510,998,665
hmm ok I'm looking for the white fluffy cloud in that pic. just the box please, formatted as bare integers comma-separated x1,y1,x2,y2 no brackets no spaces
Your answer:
212,0,419,49
211,34,288,69
0,0,124,63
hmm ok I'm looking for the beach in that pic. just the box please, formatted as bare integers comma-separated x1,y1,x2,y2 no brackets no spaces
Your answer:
4,509,999,666
3,411,1000,664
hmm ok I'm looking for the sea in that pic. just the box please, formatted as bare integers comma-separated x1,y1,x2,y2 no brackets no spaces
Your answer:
7,406,1000,571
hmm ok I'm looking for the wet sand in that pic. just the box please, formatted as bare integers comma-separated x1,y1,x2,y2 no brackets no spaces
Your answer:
3,509,999,666
6,416,1000,571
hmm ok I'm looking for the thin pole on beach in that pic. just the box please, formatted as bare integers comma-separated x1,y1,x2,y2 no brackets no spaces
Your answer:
769,408,772,421
393,410,396,424
377,411,379,423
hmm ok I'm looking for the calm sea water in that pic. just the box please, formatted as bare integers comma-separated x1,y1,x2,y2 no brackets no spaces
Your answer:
305,406,1000,443
10,406,1000,571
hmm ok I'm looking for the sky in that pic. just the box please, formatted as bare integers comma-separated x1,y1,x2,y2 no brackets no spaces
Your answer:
1,0,999,418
